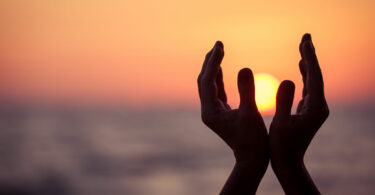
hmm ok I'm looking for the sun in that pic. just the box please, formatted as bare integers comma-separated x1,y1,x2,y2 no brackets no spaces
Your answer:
254,73,279,115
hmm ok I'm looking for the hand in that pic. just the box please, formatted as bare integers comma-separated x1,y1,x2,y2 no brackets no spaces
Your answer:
269,34,329,194
198,41,268,194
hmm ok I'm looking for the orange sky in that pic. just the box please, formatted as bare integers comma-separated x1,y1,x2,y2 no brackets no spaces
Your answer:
0,0,374,109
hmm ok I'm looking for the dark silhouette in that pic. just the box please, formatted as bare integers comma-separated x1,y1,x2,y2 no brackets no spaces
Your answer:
197,33,329,195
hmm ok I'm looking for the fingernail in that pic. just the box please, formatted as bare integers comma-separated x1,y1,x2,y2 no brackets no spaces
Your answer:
215,41,223,49
304,33,311,41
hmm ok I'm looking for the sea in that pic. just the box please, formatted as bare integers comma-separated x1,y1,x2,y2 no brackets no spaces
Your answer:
0,104,374,195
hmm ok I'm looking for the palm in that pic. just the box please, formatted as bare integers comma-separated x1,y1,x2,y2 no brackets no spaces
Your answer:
207,109,267,161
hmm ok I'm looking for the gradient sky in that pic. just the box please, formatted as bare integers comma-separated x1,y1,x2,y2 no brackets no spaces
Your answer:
0,0,374,109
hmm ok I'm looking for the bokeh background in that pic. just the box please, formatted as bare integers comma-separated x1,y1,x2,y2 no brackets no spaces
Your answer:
0,0,374,194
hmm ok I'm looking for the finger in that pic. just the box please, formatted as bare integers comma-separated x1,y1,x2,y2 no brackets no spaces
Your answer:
237,68,257,113
299,60,307,98
198,47,214,98
202,41,224,82
275,80,295,119
296,100,304,114
216,67,228,103
299,33,312,55
197,41,222,88
300,34,325,101
198,48,214,82
296,60,306,113
199,41,225,112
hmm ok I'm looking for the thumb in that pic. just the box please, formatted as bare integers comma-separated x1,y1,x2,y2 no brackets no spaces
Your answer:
275,80,295,119
237,68,257,113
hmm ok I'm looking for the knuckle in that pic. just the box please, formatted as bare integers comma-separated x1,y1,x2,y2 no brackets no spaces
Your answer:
200,76,214,85
205,52,212,60
197,74,202,85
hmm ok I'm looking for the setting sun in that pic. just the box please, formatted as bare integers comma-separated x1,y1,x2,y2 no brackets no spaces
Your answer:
254,73,280,114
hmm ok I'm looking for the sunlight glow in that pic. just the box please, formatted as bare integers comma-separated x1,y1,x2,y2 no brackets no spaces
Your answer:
254,73,279,114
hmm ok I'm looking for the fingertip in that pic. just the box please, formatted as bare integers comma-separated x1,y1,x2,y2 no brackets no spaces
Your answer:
237,68,256,111
302,33,312,42
279,80,295,94
208,41,224,57
210,41,224,63
299,33,312,54
202,41,224,82
238,68,254,93
215,40,224,49
212,41,224,57
275,80,295,117
238,68,253,82
301,33,314,50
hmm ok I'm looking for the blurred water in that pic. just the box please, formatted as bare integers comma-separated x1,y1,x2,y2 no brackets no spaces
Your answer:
0,105,374,195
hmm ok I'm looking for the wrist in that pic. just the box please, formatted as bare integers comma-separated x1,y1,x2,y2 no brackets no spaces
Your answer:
233,160,268,185
271,159,305,176
271,159,320,195
234,148,269,168
270,153,304,174
220,159,268,195
235,156,269,177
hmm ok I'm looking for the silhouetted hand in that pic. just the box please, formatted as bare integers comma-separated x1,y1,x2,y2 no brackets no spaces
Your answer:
269,34,329,195
198,41,268,195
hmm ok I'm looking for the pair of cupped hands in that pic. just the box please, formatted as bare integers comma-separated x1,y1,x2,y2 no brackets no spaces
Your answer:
197,34,329,195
